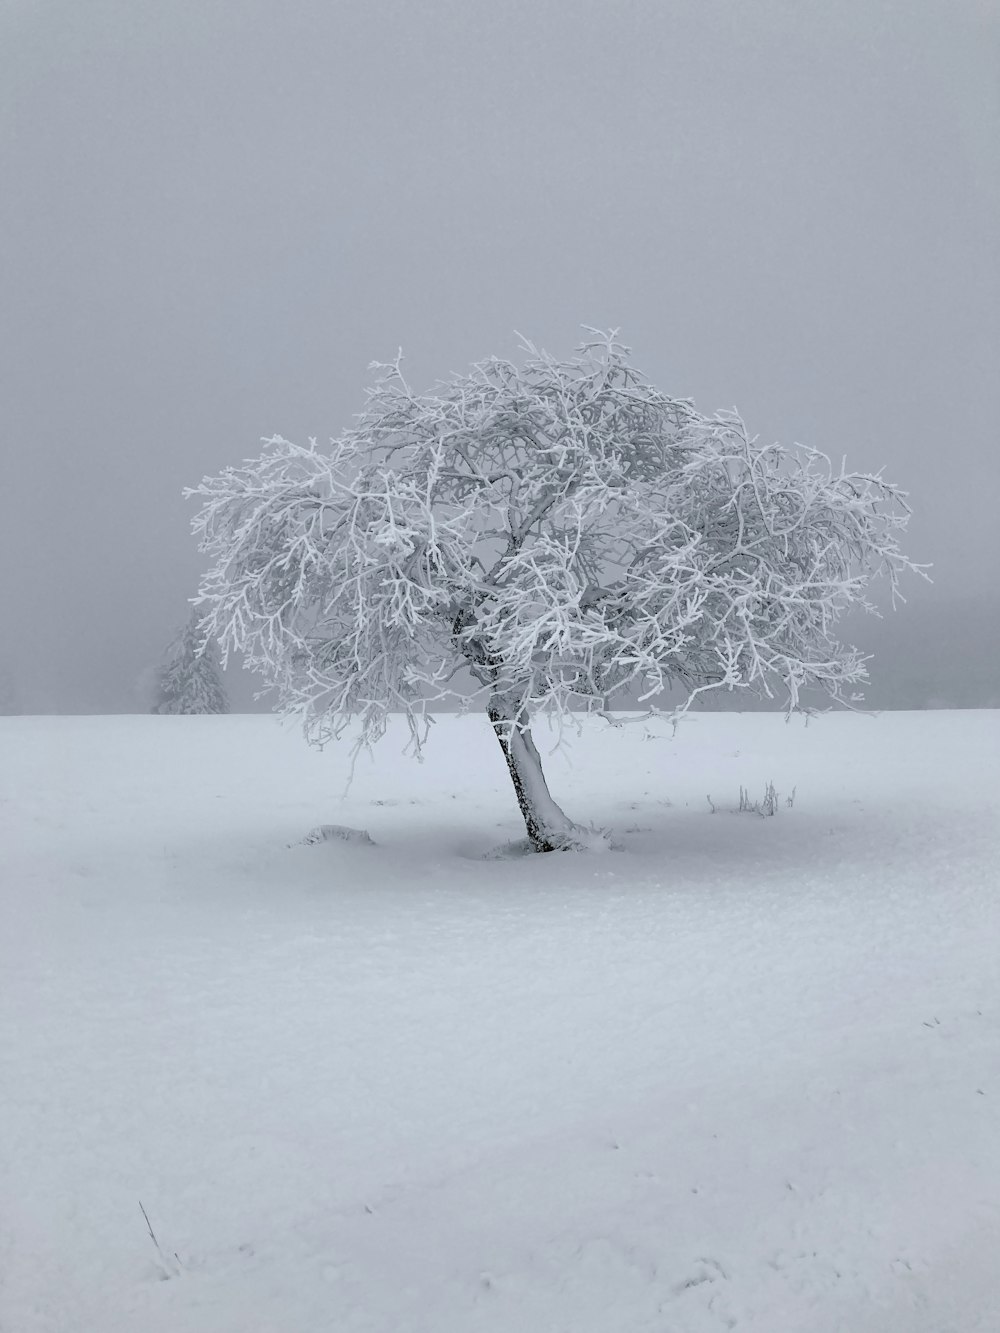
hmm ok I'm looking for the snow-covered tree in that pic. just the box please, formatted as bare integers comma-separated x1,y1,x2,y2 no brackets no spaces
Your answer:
151,610,230,715
188,332,923,851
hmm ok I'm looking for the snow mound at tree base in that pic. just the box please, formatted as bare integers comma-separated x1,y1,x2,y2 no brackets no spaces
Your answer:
483,824,616,858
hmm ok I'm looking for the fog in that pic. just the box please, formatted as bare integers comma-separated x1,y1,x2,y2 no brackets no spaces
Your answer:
2,0,998,713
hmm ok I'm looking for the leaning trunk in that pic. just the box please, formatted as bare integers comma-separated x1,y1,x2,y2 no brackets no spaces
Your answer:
487,695,580,852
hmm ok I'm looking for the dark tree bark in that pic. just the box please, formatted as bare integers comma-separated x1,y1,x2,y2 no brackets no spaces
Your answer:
487,694,581,852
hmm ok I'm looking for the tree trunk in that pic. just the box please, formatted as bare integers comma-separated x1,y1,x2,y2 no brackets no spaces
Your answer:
487,695,580,852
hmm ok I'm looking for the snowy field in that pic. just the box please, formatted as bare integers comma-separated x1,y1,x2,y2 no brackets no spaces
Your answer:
2,708,999,1332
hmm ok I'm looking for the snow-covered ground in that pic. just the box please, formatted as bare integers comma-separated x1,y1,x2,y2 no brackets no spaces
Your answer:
2,708,999,1332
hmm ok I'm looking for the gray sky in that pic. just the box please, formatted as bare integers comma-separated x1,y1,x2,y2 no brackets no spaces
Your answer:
2,0,998,712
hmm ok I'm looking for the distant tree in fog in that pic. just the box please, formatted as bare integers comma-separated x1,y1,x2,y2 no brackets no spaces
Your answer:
150,610,230,716
0,659,21,715
189,331,924,851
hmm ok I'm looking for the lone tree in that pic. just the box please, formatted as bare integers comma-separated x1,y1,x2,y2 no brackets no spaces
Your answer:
188,332,921,851
151,609,231,716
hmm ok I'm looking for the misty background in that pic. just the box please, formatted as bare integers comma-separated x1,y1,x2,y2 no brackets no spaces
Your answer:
2,0,998,715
